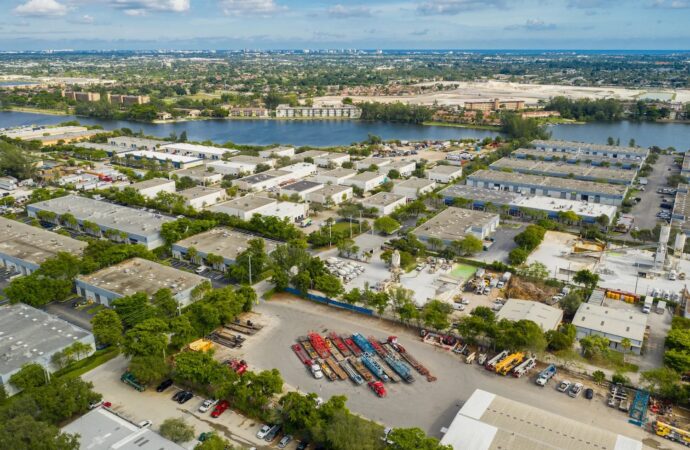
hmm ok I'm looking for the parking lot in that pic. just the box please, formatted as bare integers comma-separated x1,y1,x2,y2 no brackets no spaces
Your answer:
473,222,524,264
629,154,675,231
232,296,679,447
169,259,230,288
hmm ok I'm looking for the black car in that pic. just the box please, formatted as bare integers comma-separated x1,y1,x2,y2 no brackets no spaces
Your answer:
172,390,186,402
178,391,194,404
296,441,309,450
584,388,594,400
156,379,173,393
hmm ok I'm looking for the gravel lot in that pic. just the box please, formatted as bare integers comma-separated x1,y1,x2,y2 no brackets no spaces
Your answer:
230,295,682,447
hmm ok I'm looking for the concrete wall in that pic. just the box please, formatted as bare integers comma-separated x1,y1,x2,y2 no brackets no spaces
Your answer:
0,253,40,275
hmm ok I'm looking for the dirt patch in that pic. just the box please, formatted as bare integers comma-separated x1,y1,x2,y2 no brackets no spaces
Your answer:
505,277,559,302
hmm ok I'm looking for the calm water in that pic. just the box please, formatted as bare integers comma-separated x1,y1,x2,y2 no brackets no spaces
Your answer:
1,110,688,150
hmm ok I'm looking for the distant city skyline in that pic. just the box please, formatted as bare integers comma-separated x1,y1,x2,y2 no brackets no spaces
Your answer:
2,0,690,50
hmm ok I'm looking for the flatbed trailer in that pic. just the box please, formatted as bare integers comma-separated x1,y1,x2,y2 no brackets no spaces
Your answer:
388,336,436,382
226,322,257,335
343,336,363,356
350,357,374,382
352,333,376,354
320,360,337,381
209,332,240,349
329,333,352,357
220,328,247,343
325,357,348,380
234,318,263,331
339,360,364,385
369,337,391,359
298,339,319,360
384,354,414,383
325,338,345,362
361,354,390,382
372,354,400,383
291,344,311,366
309,332,331,359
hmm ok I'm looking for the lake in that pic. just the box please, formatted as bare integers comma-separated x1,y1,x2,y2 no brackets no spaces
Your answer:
1,110,689,150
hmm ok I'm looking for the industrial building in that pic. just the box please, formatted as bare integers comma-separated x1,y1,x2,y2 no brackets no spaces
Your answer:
463,98,525,111
179,186,227,209
467,170,628,206
385,160,417,177
683,154,690,177
1,125,91,141
355,157,392,171
27,195,174,249
0,304,95,394
62,407,186,450
258,146,295,158
232,170,292,191
314,152,351,168
33,130,102,146
440,389,642,450
108,136,169,151
496,299,563,331
392,177,436,199
306,184,353,205
513,147,642,169
0,216,88,275
360,192,407,215
413,207,499,246
293,150,330,162
316,168,357,185
173,166,223,185
113,150,204,170
440,184,617,224
75,142,131,156
75,258,207,307
573,302,647,355
211,195,308,222
280,162,318,179
160,142,238,160
531,139,649,161
673,184,690,232
489,157,636,185
122,178,176,199
428,165,463,183
342,171,387,192
275,104,361,118
172,228,279,272
280,180,325,200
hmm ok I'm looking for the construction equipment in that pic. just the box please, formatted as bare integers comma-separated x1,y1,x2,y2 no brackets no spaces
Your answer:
319,361,337,381
512,357,536,377
325,338,345,361
384,354,414,383
494,352,524,376
121,371,146,392
655,421,690,446
629,389,650,426
309,333,331,359
372,354,400,383
329,333,351,357
387,336,436,382
325,357,347,380
298,337,319,360
339,360,364,385
208,332,242,349
350,357,374,382
464,352,476,364
188,338,213,352
361,354,390,382
228,359,248,375
291,344,311,366
485,350,509,371
343,336,363,356
352,333,376,354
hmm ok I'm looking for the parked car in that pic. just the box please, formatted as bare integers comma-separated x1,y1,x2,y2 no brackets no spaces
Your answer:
156,379,173,392
278,435,293,448
569,383,583,398
557,380,571,393
198,398,218,413
88,400,111,409
264,425,281,442
138,420,152,428
369,380,387,398
211,400,230,418
172,390,186,402
296,441,309,450
195,265,208,274
584,388,594,400
256,425,271,439
178,391,194,404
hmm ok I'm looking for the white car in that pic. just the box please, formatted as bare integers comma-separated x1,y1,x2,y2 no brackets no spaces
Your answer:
256,425,271,439
198,399,218,413
557,380,572,393
138,420,152,429
310,363,324,379
569,383,584,398
460,298,470,305
195,265,208,274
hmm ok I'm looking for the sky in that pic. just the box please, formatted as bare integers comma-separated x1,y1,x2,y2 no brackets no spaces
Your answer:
1,0,690,50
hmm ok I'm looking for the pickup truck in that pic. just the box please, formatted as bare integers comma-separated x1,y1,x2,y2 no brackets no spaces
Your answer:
535,364,556,386
121,371,146,392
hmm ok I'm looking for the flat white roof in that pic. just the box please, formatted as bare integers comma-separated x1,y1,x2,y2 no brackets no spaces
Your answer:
511,196,618,219
496,299,563,331
573,303,647,342
161,142,234,156
120,150,202,164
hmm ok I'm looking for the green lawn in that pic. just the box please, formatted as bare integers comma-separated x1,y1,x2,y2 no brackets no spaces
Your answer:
54,347,120,380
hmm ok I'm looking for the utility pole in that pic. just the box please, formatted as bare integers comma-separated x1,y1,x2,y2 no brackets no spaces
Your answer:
248,254,252,285
349,216,353,239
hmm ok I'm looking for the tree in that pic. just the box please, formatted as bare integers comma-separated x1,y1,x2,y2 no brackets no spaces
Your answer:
92,309,123,347
421,300,452,330
279,392,322,438
573,269,599,290
123,318,169,358
592,370,606,384
152,288,179,318
426,237,444,252
173,350,232,388
620,338,632,355
195,434,233,450
129,355,169,385
374,216,401,235
314,274,344,298
9,363,47,390
508,247,529,265
451,236,483,256
546,323,576,351
641,368,683,401
387,427,452,450
159,418,195,443
559,291,584,317
112,292,158,328
0,415,79,450
580,334,610,358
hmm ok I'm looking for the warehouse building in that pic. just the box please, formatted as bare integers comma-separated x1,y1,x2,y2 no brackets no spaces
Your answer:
206,155,275,176
160,142,238,160
179,186,227,209
355,157,391,171
531,139,648,161
361,192,407,215
172,228,279,272
314,152,351,168
428,165,463,183
316,168,357,185
672,184,690,232
392,177,436,199
0,304,95,395
467,169,627,206
173,166,223,185
113,150,204,170
440,389,642,450
75,142,131,156
122,178,176,199
62,407,186,450
293,150,330,162
306,184,353,205
413,207,499,246
281,162,318,179
280,180,324,201
385,160,417,177
232,170,292,191
513,147,642,169
27,195,174,249
573,303,647,355
259,146,295,158
0,217,87,275
75,258,207,307
496,299,563,331
342,171,387,192
211,195,308,222
489,157,636,185
108,136,169,151
682,154,690,178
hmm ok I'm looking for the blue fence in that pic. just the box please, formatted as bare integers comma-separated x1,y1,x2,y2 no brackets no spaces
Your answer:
284,287,374,316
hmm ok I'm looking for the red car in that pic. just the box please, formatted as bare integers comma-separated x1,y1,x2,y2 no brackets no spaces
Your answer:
211,400,230,418
368,381,386,398
228,359,248,375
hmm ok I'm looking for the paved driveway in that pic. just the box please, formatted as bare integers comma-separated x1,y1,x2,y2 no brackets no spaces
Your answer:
629,154,675,231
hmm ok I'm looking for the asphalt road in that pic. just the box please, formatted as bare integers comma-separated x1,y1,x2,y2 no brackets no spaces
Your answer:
45,301,93,331
629,154,675,231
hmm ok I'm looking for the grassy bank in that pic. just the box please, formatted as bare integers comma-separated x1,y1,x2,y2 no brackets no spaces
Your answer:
422,121,501,131
7,106,71,116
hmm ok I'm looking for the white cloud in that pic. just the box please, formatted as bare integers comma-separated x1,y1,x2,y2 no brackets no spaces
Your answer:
110,0,190,14
327,4,372,18
651,0,690,8
567,0,617,8
417,0,505,15
219,0,284,16
506,18,557,30
14,0,68,16
68,14,95,23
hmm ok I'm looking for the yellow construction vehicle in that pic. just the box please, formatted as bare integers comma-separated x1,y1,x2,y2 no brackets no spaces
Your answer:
655,421,690,446
495,352,524,376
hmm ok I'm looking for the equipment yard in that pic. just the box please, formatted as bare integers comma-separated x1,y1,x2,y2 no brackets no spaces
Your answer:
220,295,684,447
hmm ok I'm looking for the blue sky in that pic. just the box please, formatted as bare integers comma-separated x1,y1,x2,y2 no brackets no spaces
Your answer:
2,0,690,50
